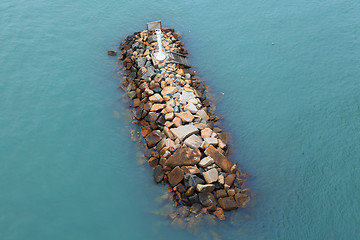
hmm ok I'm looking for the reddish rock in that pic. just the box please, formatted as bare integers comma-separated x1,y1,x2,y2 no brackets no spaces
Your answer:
173,117,182,127
201,128,213,139
144,102,153,112
213,207,225,221
190,203,202,214
168,166,184,187
163,126,176,140
181,166,200,175
174,183,186,193
185,186,195,197
165,147,201,168
218,197,238,211
150,104,166,112
204,145,234,172
141,126,152,137
234,193,250,208
216,189,228,199
133,98,140,107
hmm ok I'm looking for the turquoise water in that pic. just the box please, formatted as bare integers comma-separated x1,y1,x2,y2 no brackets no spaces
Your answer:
1,0,359,239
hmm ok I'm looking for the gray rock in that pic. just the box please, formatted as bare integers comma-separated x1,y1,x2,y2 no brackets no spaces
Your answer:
184,102,198,114
204,137,218,146
184,174,205,187
132,42,140,49
153,165,164,183
148,35,157,43
128,71,137,79
141,66,156,80
180,91,196,105
136,57,146,68
185,73,191,80
197,109,209,121
184,134,203,149
170,124,199,141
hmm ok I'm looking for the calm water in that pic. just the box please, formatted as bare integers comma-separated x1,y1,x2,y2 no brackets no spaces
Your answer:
1,0,359,239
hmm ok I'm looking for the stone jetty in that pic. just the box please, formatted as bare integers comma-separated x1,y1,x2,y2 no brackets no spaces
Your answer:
111,25,250,223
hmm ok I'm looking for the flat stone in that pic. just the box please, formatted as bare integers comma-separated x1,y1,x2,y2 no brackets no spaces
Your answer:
175,111,194,123
216,189,228,199
168,166,184,187
184,134,203,149
165,112,174,120
218,197,238,211
145,130,165,148
148,93,163,103
198,156,214,168
184,174,205,187
150,103,165,111
204,145,234,173
197,109,209,121
161,86,177,95
180,91,196,105
170,124,198,141
165,147,201,168
203,168,218,183
181,166,200,175
194,123,207,130
153,165,164,183
172,117,182,127
201,128,213,139
198,192,216,207
196,184,216,193
204,137,218,146
184,102,198,114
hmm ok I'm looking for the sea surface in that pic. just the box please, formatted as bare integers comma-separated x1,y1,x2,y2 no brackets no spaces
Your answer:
1,0,359,239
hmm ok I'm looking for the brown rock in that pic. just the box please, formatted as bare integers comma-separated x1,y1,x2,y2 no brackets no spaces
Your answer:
190,203,202,214
216,189,228,199
199,192,216,207
185,186,195,197
225,174,236,187
133,98,140,107
181,166,200,175
145,130,165,148
144,102,153,112
165,147,201,168
218,197,238,211
163,126,176,140
148,157,159,167
213,208,225,221
149,93,163,103
161,86,178,95
174,183,186,193
141,126,152,137
201,127,213,139
165,112,174,121
234,193,250,208
175,111,194,123
168,166,184,187
204,145,233,172
196,184,216,193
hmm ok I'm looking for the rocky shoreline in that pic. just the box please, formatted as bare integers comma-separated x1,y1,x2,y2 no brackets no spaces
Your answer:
110,26,250,223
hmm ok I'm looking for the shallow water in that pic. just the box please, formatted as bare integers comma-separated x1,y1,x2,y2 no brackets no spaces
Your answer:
1,0,360,239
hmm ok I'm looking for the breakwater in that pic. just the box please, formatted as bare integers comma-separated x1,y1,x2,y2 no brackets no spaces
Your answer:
112,25,250,223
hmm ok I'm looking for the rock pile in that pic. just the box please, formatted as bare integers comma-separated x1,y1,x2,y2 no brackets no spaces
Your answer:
114,27,250,222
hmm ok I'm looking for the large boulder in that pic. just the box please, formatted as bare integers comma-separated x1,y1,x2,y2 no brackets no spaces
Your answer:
204,145,234,172
165,147,201,168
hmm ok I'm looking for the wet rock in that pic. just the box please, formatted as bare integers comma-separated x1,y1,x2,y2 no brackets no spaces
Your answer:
213,207,225,221
168,166,184,187
171,218,186,229
227,189,235,197
203,168,218,184
190,203,202,214
234,193,250,208
198,156,214,168
107,50,117,56
145,130,165,148
218,197,238,211
144,112,159,123
170,124,198,141
204,145,234,173
196,184,216,193
199,192,216,207
184,134,203,149
128,91,137,99
165,147,201,168
141,126,152,137
225,173,236,187
177,206,190,218
185,186,195,197
189,193,200,204
174,183,186,193
148,157,159,167
156,114,166,126
153,165,164,183
184,174,205,187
